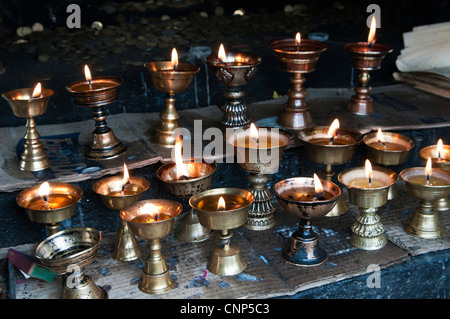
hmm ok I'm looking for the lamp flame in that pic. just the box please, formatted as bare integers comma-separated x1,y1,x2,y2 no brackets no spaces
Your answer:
437,139,443,160
327,119,340,138
426,157,432,179
313,173,324,197
32,83,42,98
175,135,189,179
376,128,384,143
122,163,130,189
368,16,377,46
143,203,160,222
217,196,226,211
38,181,50,199
84,65,92,82
249,123,259,146
218,43,227,62
295,32,301,46
365,159,373,186
171,48,178,70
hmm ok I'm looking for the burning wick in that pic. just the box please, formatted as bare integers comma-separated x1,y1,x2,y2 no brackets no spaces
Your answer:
31,83,42,99
39,182,51,210
249,123,259,147
312,173,325,201
365,159,373,188
174,135,190,181
171,48,178,71
217,196,226,211
295,32,301,51
84,65,93,89
377,128,386,150
437,139,443,162
218,43,229,68
426,157,432,186
121,163,130,192
367,16,377,49
327,119,339,145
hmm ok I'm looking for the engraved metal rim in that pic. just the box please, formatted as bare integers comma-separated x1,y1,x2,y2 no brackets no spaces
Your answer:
344,42,393,55
144,61,200,76
35,227,101,264
273,177,341,205
65,76,123,93
156,160,217,184
363,131,415,153
205,52,262,68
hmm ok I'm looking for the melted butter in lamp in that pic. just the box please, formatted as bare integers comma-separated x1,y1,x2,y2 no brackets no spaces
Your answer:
25,182,75,210
108,163,139,196
196,194,248,211
235,124,288,149
349,178,386,188
130,203,171,223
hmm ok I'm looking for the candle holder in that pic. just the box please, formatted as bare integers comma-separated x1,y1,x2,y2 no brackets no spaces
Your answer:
298,126,363,216
16,182,83,236
66,76,127,160
270,38,327,130
206,51,261,129
363,131,414,200
156,160,216,242
274,177,341,266
120,199,182,294
227,126,293,230
92,175,150,261
189,188,254,276
144,61,199,148
399,167,450,239
35,227,107,299
338,166,398,250
419,143,450,211
344,42,392,115
2,87,54,171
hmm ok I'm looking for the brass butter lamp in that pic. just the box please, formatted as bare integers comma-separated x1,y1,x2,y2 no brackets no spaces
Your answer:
419,139,450,211
297,119,363,217
344,17,392,115
2,82,53,171
274,175,341,266
156,136,216,242
206,43,261,129
35,227,107,299
145,48,199,148
189,188,254,276
270,32,327,130
338,160,398,250
92,163,150,261
399,158,450,239
363,128,415,200
121,199,182,294
66,65,126,160
227,124,292,230
16,181,83,236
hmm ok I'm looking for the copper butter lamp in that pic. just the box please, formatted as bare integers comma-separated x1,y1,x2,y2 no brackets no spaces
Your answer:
16,181,83,237
363,128,415,200
399,158,450,239
145,48,199,148
344,17,392,115
66,65,126,160
339,160,398,250
156,136,216,242
121,199,182,294
274,175,341,266
297,119,363,217
189,188,254,276
206,43,261,129
227,123,292,230
35,227,106,299
419,139,450,211
92,163,150,261
270,32,327,130
2,82,53,171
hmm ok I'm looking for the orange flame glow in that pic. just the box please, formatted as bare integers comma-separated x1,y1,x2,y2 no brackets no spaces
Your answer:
84,65,92,82
437,139,443,158
313,173,324,196
175,135,189,179
171,48,178,70
365,159,373,183
38,181,50,199
122,163,130,187
426,157,432,177
376,128,384,143
327,119,340,138
217,196,226,211
295,32,301,46
32,83,42,98
368,16,377,46
218,43,227,62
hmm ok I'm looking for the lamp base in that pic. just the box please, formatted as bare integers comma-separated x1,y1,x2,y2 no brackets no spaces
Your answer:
208,245,247,276
175,209,211,243
86,129,127,160
350,207,387,250
281,219,327,266
139,270,175,294
245,173,275,230
405,201,444,239
112,220,142,261
62,274,107,299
